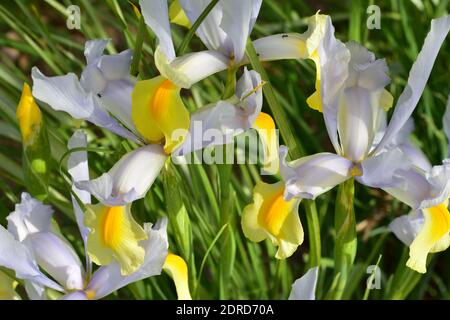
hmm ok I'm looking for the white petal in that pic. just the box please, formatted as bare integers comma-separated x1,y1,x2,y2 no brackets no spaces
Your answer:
179,0,227,53
86,218,169,299
24,280,47,300
140,0,175,60
0,225,63,292
317,17,351,154
219,0,252,62
389,210,424,247
174,101,244,156
235,68,263,124
31,67,139,142
60,291,88,300
279,147,353,201
288,267,318,300
357,147,412,189
24,232,84,291
7,192,53,241
419,160,450,208
373,15,450,154
77,145,167,205
97,49,133,81
155,48,228,89
67,130,91,257
84,39,109,65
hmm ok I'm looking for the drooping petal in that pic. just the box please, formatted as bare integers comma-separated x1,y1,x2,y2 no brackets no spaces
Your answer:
155,48,228,89
357,147,413,189
406,203,450,273
76,145,167,206
389,210,424,247
132,76,190,153
84,39,109,65
31,67,138,142
16,83,42,146
242,181,303,259
373,15,450,154
24,232,85,291
68,130,91,249
279,146,353,201
288,267,319,300
60,291,88,300
139,0,175,61
84,204,148,275
86,218,168,299
0,270,20,300
163,253,192,300
0,225,63,292
7,192,53,242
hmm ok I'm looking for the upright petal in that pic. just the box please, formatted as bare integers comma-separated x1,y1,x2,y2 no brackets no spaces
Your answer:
253,112,279,175
139,0,175,60
77,145,167,206
279,147,353,201
84,204,148,275
84,39,109,65
7,192,53,242
163,253,192,300
31,67,138,142
288,267,319,300
373,15,450,154
316,17,351,154
219,0,252,62
86,218,168,299
68,130,91,248
242,181,303,259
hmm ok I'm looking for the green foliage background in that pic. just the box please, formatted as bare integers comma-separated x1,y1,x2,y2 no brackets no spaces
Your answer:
0,0,449,299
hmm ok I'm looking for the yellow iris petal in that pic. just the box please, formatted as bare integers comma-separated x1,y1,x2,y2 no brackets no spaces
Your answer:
0,271,20,300
16,83,42,145
84,204,147,275
132,76,190,154
242,181,303,259
407,203,450,273
306,53,323,112
169,0,191,28
163,253,192,300
253,112,280,175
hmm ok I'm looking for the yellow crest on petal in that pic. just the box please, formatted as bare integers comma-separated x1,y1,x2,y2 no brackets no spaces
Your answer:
241,181,303,259
84,204,147,275
169,0,191,28
406,203,450,273
16,83,42,145
163,253,192,300
0,270,20,300
132,76,190,154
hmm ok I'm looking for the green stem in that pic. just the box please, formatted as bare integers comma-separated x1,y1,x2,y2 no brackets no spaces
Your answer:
177,0,220,56
305,200,321,268
333,178,357,299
